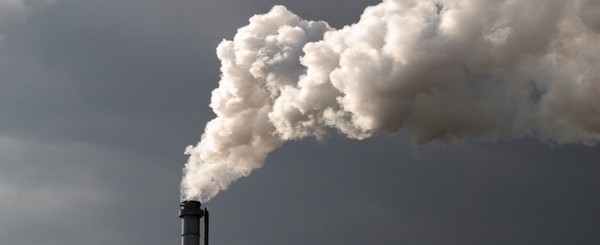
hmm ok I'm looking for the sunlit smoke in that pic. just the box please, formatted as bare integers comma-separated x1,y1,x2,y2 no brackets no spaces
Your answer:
182,0,600,202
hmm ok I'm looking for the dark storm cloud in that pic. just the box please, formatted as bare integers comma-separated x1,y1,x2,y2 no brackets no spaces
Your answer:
210,136,600,244
1,0,214,149
1,0,599,245
0,138,182,245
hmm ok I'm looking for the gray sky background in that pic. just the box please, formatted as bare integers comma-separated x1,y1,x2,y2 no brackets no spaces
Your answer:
1,0,599,244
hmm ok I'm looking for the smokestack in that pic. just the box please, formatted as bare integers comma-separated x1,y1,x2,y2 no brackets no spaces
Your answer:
179,200,209,245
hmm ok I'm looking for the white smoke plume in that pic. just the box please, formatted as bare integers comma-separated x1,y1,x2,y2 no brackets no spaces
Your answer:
182,0,600,202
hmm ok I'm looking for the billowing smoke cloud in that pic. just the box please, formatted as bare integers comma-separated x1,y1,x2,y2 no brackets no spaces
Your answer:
182,0,600,202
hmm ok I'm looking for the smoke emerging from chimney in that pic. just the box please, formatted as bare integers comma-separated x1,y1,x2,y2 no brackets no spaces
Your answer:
182,0,600,202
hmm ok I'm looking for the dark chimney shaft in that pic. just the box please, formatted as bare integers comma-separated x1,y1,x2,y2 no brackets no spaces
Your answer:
179,200,208,245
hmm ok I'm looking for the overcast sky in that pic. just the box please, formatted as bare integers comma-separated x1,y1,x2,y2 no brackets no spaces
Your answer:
1,0,599,244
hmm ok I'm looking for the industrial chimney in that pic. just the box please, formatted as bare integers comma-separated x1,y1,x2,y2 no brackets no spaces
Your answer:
179,200,209,245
